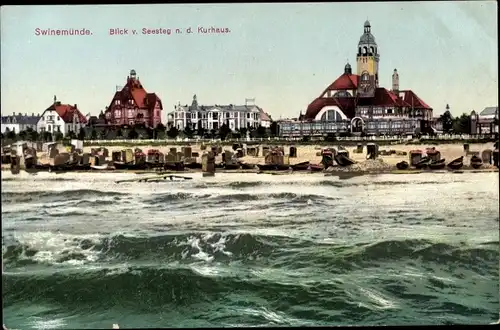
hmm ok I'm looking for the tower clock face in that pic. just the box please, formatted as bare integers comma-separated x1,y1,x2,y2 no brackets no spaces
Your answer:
359,72,371,92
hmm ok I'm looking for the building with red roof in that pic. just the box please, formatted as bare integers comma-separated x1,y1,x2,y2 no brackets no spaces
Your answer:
36,96,87,136
280,21,434,137
104,69,163,128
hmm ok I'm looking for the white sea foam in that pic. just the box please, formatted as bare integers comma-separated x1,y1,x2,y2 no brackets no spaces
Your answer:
2,172,498,270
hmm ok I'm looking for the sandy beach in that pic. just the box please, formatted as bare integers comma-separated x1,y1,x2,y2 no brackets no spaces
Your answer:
2,142,497,173
82,142,496,167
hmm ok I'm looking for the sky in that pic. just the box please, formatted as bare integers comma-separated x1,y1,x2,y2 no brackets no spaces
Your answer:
1,2,498,122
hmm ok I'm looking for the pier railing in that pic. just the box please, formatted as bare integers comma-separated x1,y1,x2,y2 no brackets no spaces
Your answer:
82,133,497,146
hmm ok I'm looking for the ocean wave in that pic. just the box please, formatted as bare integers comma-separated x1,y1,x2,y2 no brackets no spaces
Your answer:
192,179,459,190
2,261,497,324
2,232,303,267
1,177,77,182
3,232,498,274
141,191,339,207
1,189,128,204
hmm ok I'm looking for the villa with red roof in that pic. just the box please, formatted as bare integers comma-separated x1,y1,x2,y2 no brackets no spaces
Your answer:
36,96,87,136
280,20,433,137
104,69,163,128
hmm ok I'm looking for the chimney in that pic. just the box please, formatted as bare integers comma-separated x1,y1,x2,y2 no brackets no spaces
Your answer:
25,113,27,116
12,112,15,116
74,104,77,109
32,113,34,117
19,112,22,116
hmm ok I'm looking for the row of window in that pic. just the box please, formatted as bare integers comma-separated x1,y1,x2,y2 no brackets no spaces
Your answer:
112,110,160,118
39,123,82,133
173,111,259,120
39,115,59,121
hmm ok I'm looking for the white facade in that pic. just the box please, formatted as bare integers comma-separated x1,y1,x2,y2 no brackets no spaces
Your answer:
167,96,269,132
169,106,261,131
37,108,84,136
1,114,40,134
1,122,21,134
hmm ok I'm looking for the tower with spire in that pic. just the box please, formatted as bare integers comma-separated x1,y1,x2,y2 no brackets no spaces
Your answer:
356,20,379,97
392,69,399,94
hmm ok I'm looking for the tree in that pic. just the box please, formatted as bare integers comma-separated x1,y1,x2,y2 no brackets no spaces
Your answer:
65,130,76,139
6,130,16,140
18,130,27,141
452,113,471,135
116,128,123,138
156,123,166,133
209,128,217,139
196,120,205,138
90,128,98,140
154,123,166,139
167,126,179,139
128,128,139,139
142,127,154,139
39,131,50,142
78,127,86,140
29,129,39,142
256,125,267,138
270,121,279,137
54,131,64,141
239,127,248,138
438,110,453,133
218,123,231,141
184,124,194,138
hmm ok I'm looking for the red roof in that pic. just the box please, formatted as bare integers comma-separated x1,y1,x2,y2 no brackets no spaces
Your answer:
304,70,432,120
305,88,413,120
110,77,162,110
322,73,359,94
357,88,411,108
305,97,356,120
260,109,272,121
45,103,87,124
400,90,432,110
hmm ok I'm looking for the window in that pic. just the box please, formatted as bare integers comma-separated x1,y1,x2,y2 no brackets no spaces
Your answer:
213,112,218,120
57,117,60,121
247,113,250,119
48,125,52,132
